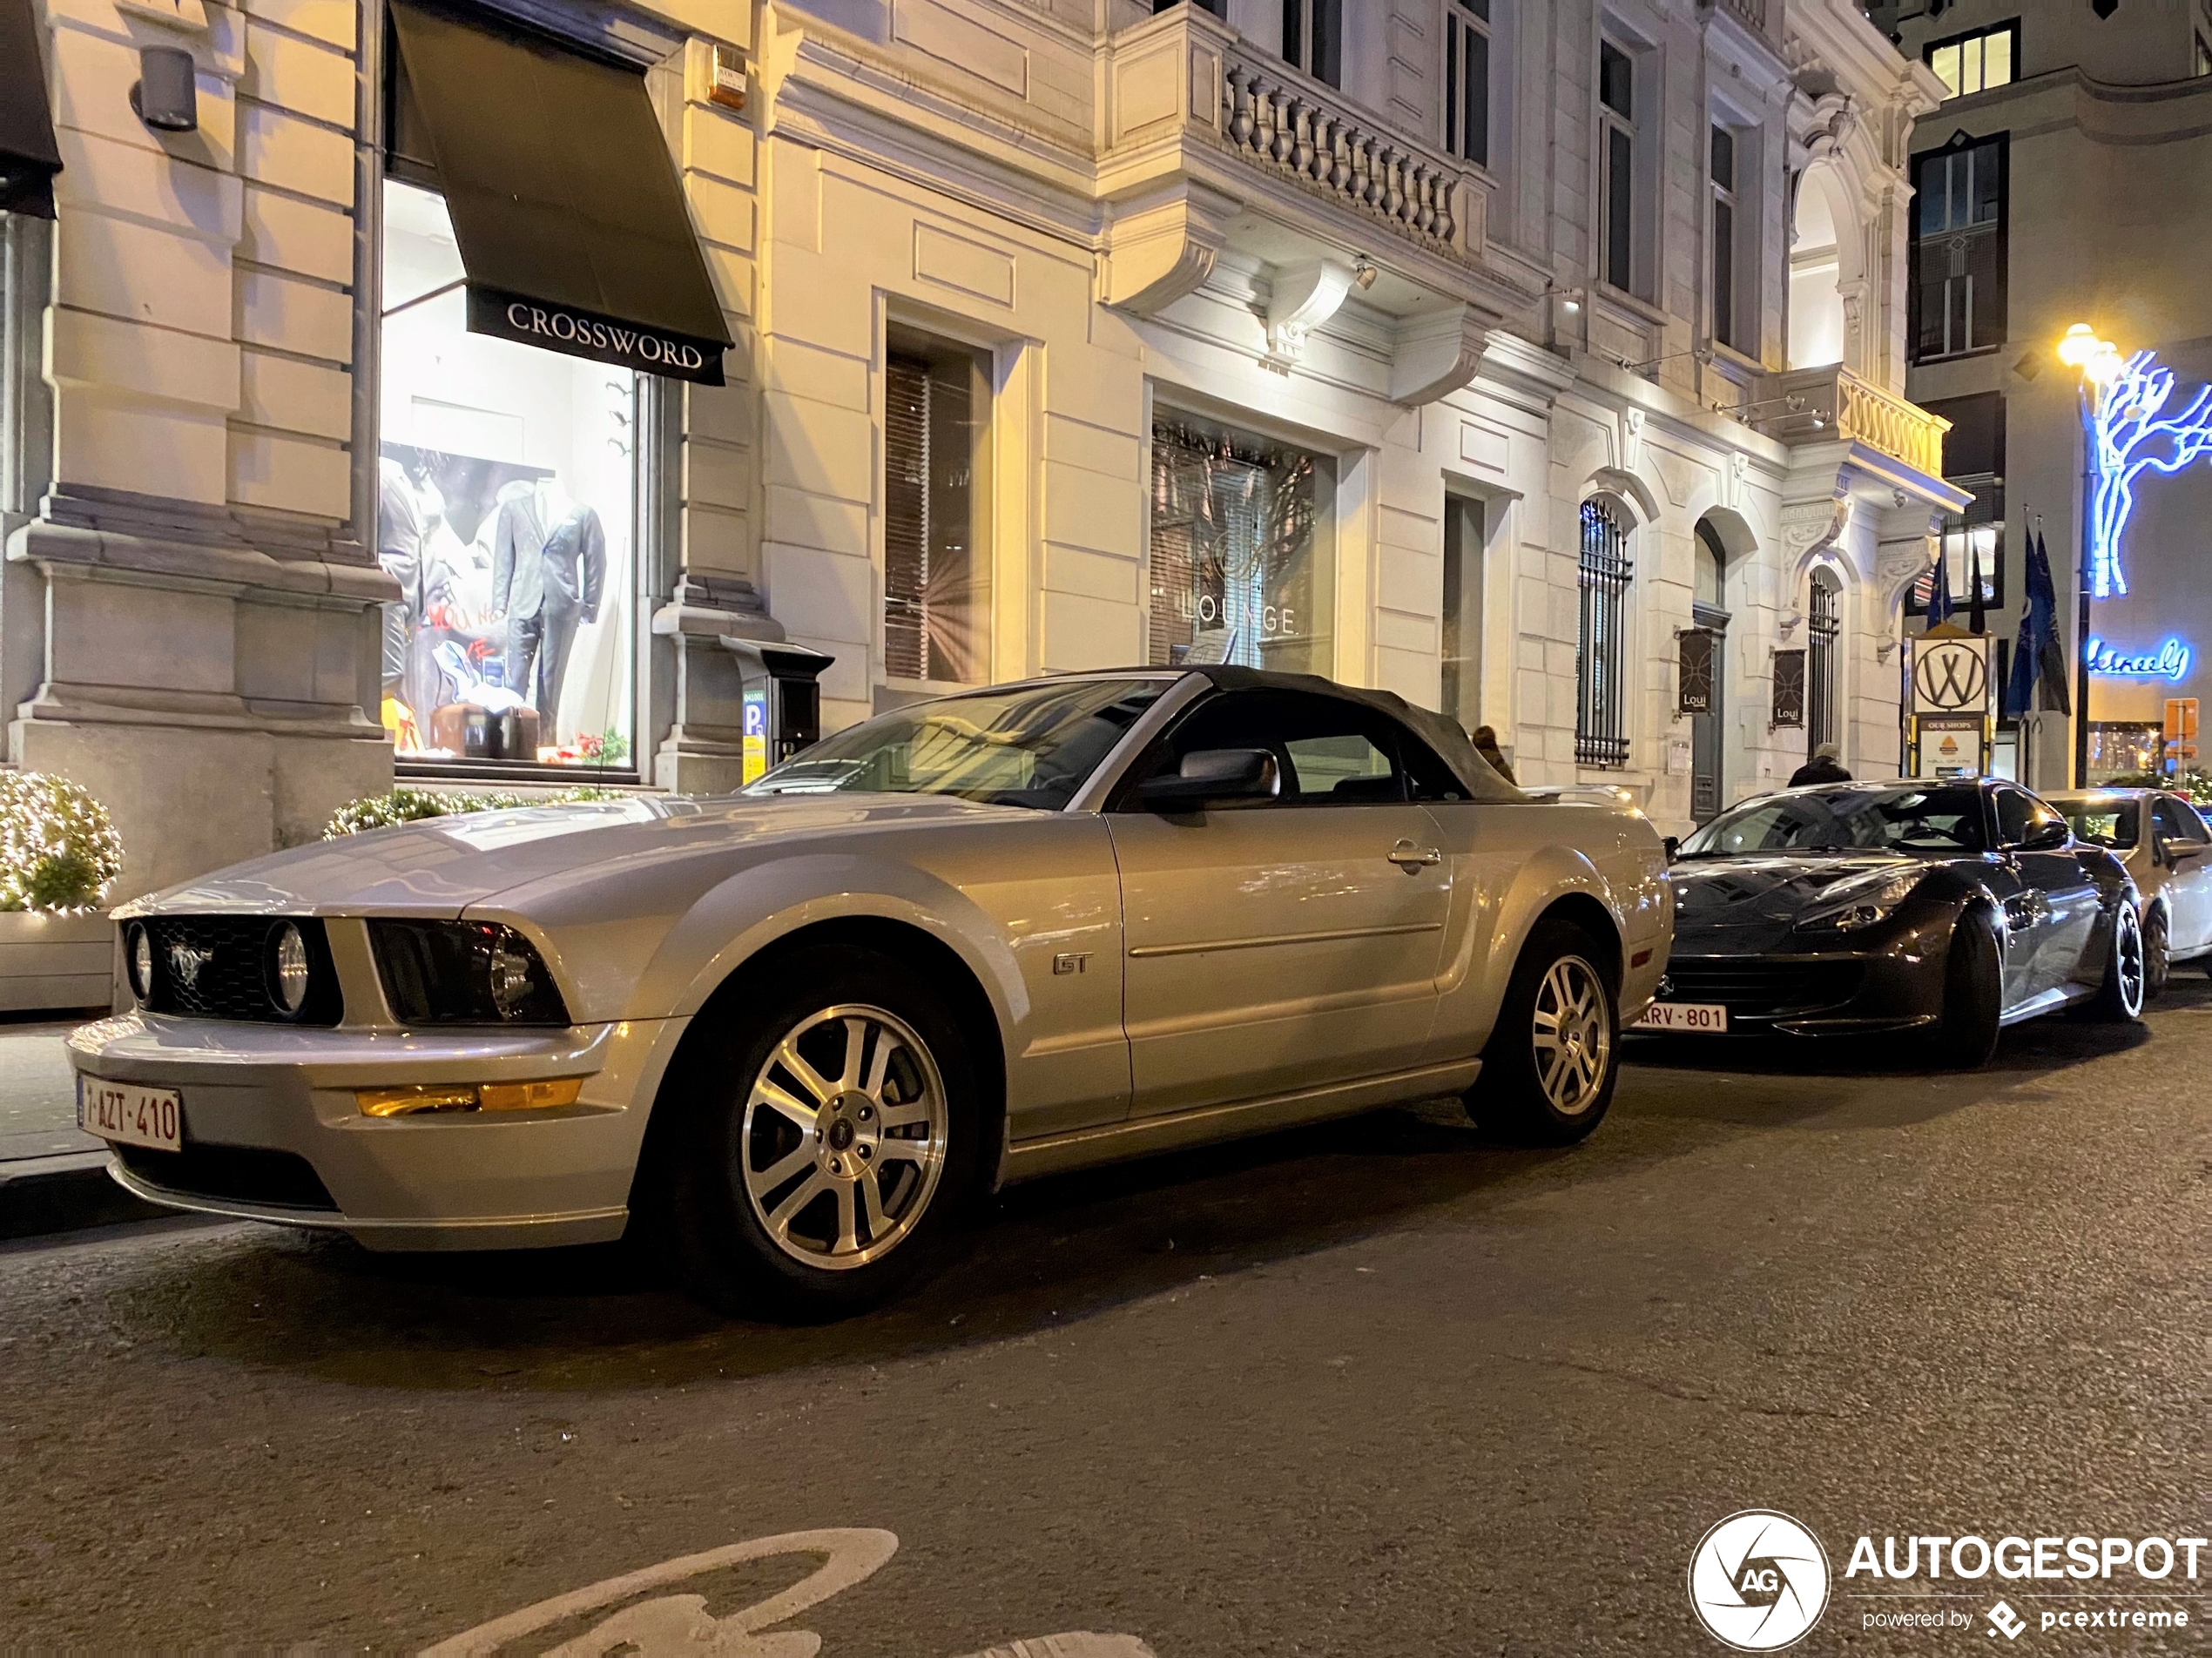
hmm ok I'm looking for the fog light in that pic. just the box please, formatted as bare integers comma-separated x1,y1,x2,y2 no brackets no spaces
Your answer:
356,1077,584,1117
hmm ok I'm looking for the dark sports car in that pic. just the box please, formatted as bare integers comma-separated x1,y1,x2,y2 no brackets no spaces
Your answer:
1641,778,2144,1065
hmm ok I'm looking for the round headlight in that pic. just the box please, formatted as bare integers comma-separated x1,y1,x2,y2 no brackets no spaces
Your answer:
269,921,311,1014
125,923,153,1003
488,940,537,1016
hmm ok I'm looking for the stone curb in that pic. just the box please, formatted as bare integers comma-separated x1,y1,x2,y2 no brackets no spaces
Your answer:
0,1150,168,1240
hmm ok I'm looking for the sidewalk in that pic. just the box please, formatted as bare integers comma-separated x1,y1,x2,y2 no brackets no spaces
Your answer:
0,1016,164,1237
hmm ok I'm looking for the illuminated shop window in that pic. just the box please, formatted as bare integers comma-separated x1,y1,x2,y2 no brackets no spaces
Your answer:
377,179,638,774
1147,415,1336,675
1926,21,2018,99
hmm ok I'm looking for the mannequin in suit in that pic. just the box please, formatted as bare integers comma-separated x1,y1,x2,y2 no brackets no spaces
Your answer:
376,457,423,704
490,477,606,729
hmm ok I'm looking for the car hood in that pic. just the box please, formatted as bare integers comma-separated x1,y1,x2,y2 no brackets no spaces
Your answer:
1669,852,1931,938
118,792,1042,917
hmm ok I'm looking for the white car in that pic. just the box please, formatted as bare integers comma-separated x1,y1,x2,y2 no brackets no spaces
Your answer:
2046,788,2212,995
71,669,1672,1319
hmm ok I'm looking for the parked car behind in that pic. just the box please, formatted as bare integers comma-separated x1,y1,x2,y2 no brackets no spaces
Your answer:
1641,778,2142,1066
2045,787,2212,995
69,668,1672,1320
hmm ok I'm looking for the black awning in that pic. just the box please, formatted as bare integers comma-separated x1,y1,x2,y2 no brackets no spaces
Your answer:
388,1,732,385
0,0,64,219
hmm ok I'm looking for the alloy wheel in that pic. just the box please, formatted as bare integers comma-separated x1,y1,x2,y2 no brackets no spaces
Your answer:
1531,954,1612,1116
739,1003,950,1270
2115,904,2147,1017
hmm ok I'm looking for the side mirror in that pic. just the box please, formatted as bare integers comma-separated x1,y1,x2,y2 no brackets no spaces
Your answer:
2020,819,2072,852
1139,747,1280,811
1662,836,1681,864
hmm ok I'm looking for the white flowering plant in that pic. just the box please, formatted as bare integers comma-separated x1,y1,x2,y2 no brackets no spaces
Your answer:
0,772,125,913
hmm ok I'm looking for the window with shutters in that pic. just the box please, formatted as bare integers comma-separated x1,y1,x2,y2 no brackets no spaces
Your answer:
1445,0,1491,167
1575,499,1633,769
883,334,991,686
1911,135,2007,363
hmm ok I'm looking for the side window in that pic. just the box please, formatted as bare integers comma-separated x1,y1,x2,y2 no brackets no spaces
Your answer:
1400,731,1470,803
1130,690,1412,808
2155,796,2209,845
1993,788,2033,846
2023,797,2067,842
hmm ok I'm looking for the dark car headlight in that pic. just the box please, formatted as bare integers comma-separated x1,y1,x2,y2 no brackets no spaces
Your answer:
1797,870,1928,933
368,920,570,1027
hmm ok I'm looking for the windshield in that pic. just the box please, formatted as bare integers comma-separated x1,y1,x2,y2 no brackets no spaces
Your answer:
746,678,1169,809
1680,785,1986,857
2056,799,2139,850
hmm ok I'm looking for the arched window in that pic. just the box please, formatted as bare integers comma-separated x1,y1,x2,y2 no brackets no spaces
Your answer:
1576,499,1633,768
1807,569,1843,754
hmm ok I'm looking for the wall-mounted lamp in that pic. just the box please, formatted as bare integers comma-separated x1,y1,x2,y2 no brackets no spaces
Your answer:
1350,257,1379,291
129,45,197,132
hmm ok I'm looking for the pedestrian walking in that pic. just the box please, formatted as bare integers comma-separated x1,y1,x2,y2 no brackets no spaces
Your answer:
1788,743,1851,787
1471,724,1517,785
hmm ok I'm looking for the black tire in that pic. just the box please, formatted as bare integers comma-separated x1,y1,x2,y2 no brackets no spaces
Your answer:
2144,904,2171,1000
645,943,985,1323
1932,906,2001,1068
1467,919,1620,1145
2087,900,2148,1023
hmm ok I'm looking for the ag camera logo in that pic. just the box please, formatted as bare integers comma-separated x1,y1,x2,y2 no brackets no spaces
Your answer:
1689,1510,1831,1651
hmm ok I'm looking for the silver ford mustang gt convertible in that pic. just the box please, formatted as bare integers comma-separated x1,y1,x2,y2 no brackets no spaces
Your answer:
71,667,1672,1319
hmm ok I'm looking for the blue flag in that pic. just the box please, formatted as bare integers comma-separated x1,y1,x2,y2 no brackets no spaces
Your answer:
2006,529,2072,719
1925,543,1955,630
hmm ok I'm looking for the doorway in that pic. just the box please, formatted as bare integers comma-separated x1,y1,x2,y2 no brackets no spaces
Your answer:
1690,519,1730,822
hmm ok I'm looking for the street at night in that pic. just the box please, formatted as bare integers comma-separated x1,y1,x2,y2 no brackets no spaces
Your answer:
6,995,2204,1655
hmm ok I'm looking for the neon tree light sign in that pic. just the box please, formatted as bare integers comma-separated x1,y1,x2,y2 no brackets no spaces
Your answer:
2086,351,2212,599
2086,637,2193,681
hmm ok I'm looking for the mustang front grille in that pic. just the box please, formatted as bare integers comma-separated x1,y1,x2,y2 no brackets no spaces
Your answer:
133,916,343,1025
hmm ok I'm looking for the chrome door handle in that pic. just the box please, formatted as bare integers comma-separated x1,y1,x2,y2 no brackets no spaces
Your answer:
1388,840,1442,867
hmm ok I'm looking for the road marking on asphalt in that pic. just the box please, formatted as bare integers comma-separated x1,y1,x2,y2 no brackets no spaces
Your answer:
418,1527,1156,1658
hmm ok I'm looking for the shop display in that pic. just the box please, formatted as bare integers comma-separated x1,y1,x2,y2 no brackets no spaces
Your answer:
1148,415,1333,675
378,177,637,772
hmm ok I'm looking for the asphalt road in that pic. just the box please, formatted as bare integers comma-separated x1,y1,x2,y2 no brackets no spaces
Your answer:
3,985,2208,1655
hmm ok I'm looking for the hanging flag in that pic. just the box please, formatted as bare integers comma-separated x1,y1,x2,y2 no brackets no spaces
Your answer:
1967,532,1987,636
1925,541,1956,630
2006,575,2037,718
2027,529,2072,716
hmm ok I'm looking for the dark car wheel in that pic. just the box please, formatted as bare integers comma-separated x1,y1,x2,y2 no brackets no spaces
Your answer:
1468,920,1619,1145
2143,905,2171,999
2087,900,2148,1023
648,944,983,1323
1932,906,2001,1069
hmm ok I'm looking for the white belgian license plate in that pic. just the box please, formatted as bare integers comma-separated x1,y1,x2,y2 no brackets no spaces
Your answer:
1633,1001,1729,1033
77,1076,183,1152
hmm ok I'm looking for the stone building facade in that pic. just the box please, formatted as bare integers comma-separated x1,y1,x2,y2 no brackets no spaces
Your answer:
1876,0,2212,790
1,0,1962,907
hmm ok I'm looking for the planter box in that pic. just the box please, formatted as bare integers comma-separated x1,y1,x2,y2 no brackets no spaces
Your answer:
0,910,113,1014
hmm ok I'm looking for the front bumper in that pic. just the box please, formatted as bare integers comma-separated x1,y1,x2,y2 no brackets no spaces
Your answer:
66,1011,685,1250
1641,941,1946,1037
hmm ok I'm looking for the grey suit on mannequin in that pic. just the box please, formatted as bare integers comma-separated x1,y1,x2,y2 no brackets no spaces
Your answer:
490,480,606,731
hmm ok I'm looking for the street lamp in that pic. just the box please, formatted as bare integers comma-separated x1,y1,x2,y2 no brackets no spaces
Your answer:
2060,322,2117,787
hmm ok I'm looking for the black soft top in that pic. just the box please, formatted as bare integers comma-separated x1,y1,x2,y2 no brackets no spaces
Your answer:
1169,665,1527,803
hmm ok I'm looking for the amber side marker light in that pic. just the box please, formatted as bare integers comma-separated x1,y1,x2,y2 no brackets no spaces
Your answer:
357,1078,586,1117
